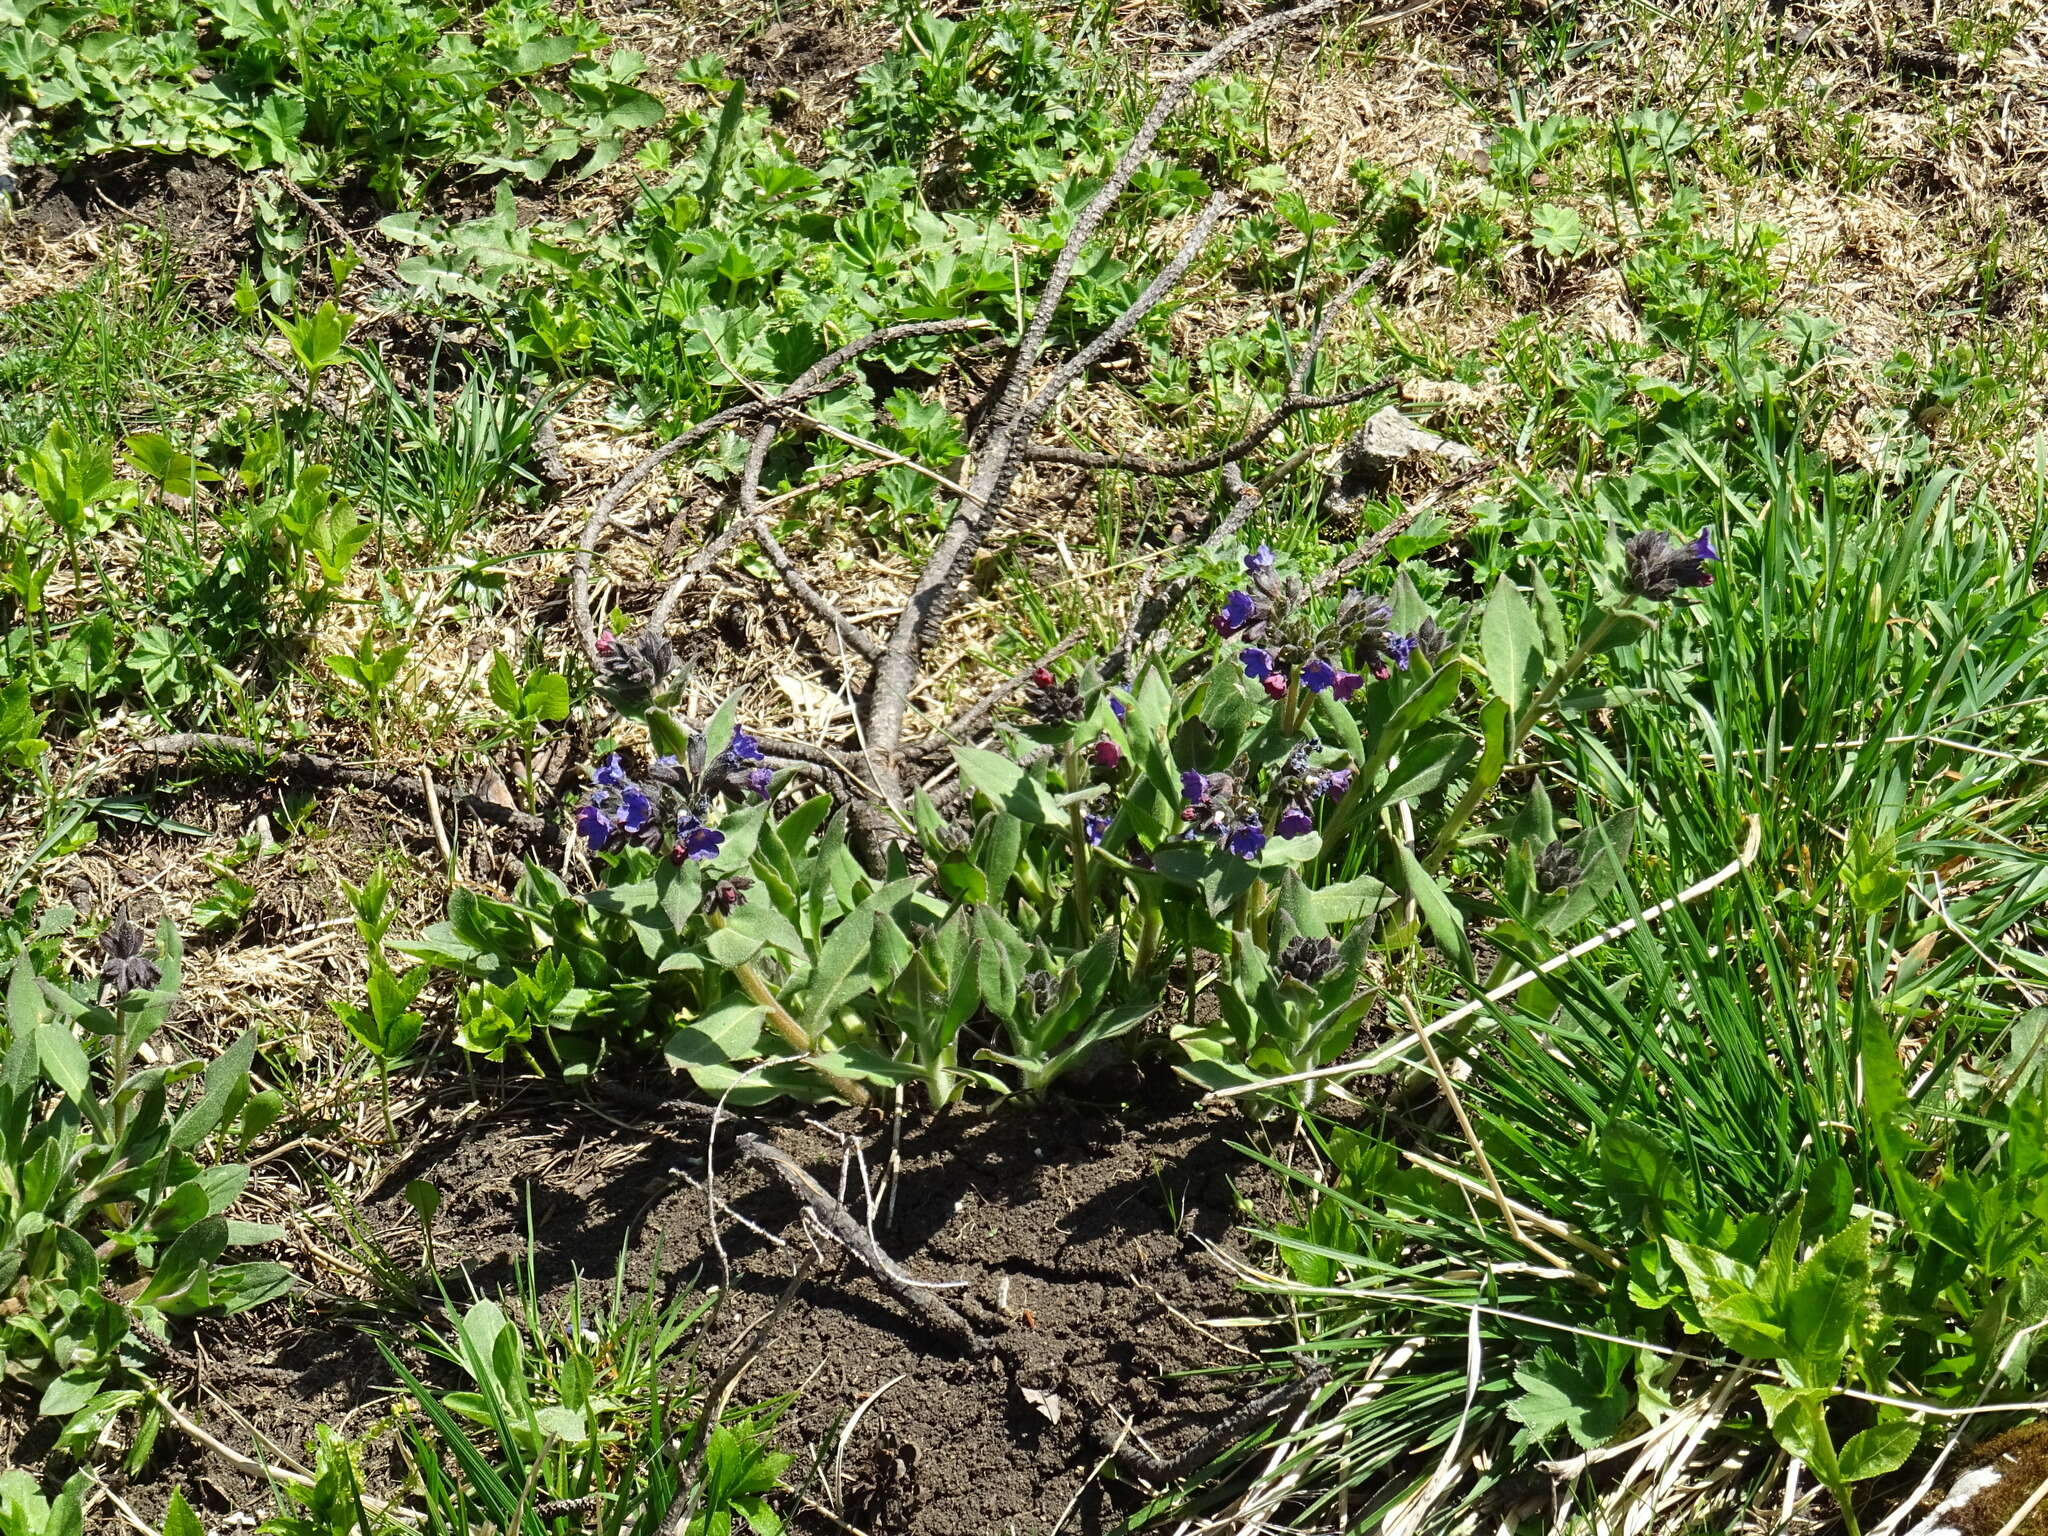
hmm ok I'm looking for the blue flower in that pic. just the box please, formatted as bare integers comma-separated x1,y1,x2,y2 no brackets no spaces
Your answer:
726,728,765,764
1245,543,1276,575
1214,590,1259,637
1181,769,1212,804
1300,658,1365,696
1226,822,1267,860
1689,527,1719,563
1276,803,1314,838
1109,694,1128,723
1240,646,1277,680
1386,634,1419,672
619,785,655,833
594,754,629,789
1315,767,1354,798
746,765,774,797
673,817,724,861
1083,812,1110,846
575,803,614,852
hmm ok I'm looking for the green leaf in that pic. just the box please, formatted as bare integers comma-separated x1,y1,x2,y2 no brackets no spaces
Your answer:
1480,575,1543,716
1393,838,1470,973
953,746,1060,824
1508,1344,1632,1449
168,1028,257,1150
1837,1420,1918,1482
34,1023,92,1104
39,1369,108,1420
162,1490,204,1536
1783,1219,1871,1387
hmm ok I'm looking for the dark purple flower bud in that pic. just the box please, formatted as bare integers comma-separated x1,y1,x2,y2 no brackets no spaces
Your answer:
620,785,656,833
1226,822,1267,860
1240,646,1277,680
704,876,754,914
1181,770,1212,805
1623,527,1719,601
1386,634,1419,672
576,803,614,851
1278,935,1341,985
1301,659,1337,694
598,630,677,698
746,765,774,797
1276,803,1314,838
1214,590,1259,637
1262,673,1289,699
1083,812,1110,846
1535,840,1582,892
1245,543,1276,575
595,754,628,789
1108,694,1128,722
99,918,160,1000
1090,738,1122,769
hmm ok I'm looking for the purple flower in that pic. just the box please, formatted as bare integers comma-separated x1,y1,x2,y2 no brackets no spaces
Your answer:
1330,669,1364,701
1690,527,1718,562
1214,590,1259,637
1240,647,1277,680
1386,634,1419,672
746,765,774,797
1083,812,1110,846
576,803,614,852
1315,767,1354,798
1245,543,1276,575
619,785,655,833
1300,660,1338,694
726,728,764,764
1181,770,1212,805
1263,674,1289,699
1276,803,1314,838
1226,822,1267,860
594,754,628,789
1109,695,1128,723
673,822,724,862
1090,738,1122,769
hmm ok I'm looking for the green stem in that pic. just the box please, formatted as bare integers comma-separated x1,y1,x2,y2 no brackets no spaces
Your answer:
712,915,872,1107
1426,611,1623,871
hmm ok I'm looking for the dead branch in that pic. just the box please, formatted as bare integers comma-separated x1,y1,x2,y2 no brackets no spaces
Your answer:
130,733,559,847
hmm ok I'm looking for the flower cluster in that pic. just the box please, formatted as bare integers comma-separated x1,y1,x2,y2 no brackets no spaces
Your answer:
574,729,773,863
1175,734,1356,862
595,627,678,699
1215,546,1439,700
1622,527,1719,602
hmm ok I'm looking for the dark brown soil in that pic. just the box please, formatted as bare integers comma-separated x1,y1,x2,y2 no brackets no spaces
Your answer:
126,1076,1293,1536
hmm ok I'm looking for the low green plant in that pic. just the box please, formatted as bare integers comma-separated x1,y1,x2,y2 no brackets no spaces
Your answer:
485,651,571,812
0,0,663,202
0,916,292,1452
0,1468,89,1536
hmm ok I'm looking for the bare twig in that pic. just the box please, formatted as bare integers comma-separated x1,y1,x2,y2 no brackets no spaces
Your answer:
132,733,558,847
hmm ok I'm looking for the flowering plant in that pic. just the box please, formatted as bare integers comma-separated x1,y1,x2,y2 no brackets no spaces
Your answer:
412,522,1717,1106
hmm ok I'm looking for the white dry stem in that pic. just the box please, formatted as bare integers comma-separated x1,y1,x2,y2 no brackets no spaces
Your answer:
1209,816,1764,1100
831,1373,907,1513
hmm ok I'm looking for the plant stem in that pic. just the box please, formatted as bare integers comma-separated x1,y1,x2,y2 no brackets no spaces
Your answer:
1425,610,1624,870
712,917,872,1107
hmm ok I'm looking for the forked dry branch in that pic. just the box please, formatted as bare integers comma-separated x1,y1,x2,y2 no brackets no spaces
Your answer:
570,0,1443,860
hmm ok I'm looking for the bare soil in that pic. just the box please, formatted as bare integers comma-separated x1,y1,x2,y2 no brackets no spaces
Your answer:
111,1072,1295,1536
